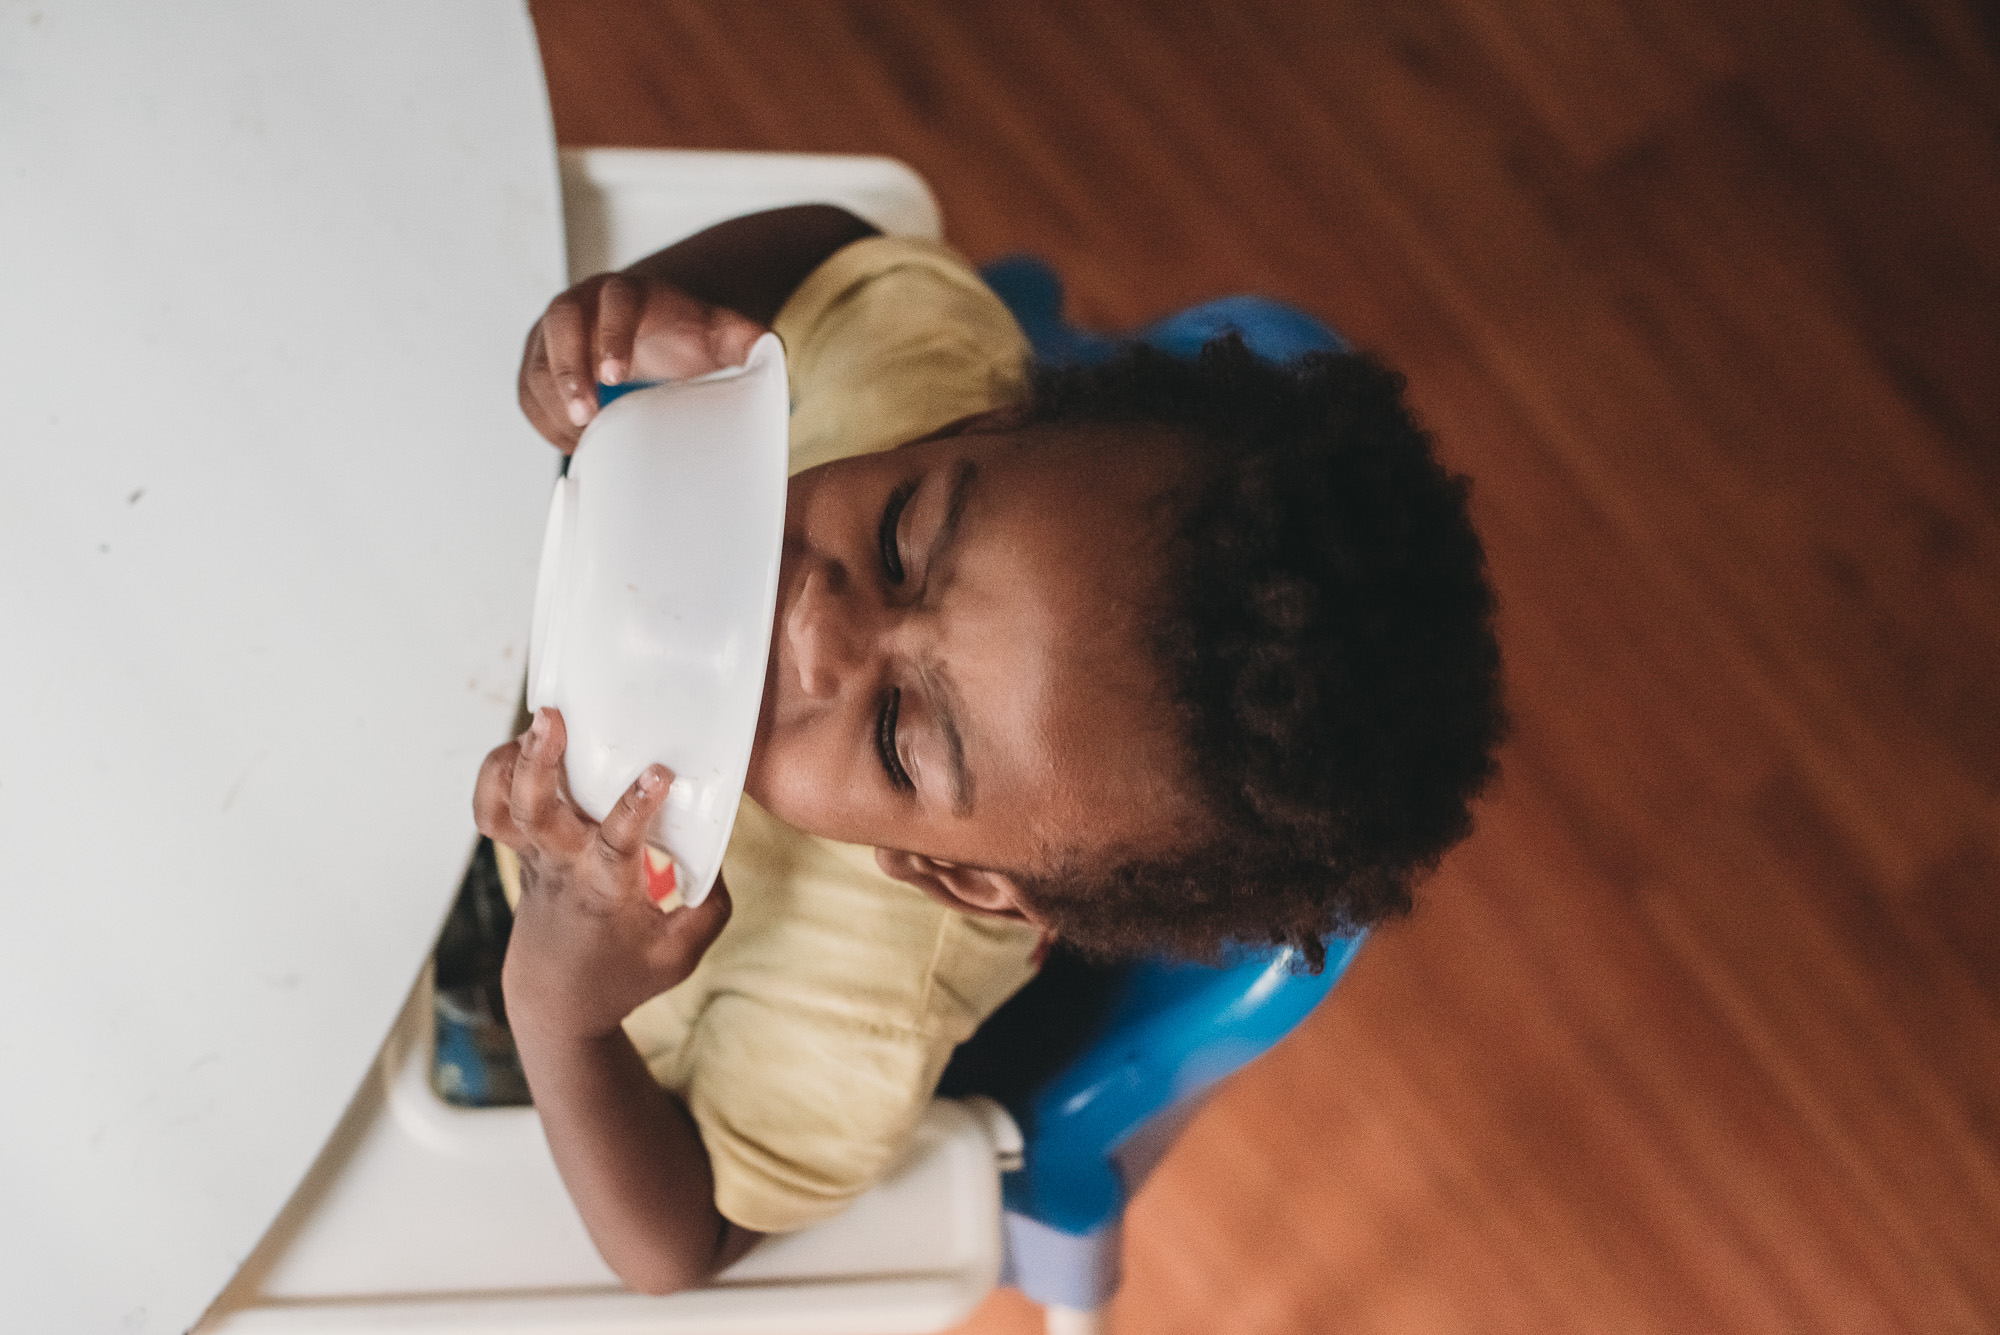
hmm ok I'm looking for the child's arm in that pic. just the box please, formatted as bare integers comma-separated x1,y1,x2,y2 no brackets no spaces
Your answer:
473,707,758,1294
520,203,879,450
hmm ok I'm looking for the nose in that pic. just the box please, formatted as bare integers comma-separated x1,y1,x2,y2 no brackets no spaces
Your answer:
786,562,876,700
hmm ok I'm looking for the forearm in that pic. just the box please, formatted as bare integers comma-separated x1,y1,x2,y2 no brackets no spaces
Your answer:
512,1021,760,1294
623,203,880,328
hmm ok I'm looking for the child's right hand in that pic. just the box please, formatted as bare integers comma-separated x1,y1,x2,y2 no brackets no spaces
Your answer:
518,272,767,452
474,708,734,1044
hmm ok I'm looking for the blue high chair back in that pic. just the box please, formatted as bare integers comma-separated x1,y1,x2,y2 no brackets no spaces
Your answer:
994,939,1364,1312
974,258,1362,1319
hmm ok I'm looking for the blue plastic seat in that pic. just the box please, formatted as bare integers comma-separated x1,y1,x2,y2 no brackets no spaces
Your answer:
993,939,1365,1314
980,253,1350,367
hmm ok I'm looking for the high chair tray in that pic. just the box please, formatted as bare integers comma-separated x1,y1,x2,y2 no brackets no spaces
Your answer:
200,973,1004,1334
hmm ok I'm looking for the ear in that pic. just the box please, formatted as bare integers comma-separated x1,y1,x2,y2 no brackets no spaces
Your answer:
875,847,1038,923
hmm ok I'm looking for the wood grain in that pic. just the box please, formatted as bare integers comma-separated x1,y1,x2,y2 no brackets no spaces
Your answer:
529,1,2000,1329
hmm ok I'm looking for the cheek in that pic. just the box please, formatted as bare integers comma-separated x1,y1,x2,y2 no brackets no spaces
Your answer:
745,713,870,837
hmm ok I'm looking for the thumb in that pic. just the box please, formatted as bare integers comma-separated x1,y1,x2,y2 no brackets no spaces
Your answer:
652,875,732,974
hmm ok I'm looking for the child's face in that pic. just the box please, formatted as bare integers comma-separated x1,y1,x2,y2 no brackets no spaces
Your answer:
743,418,1205,923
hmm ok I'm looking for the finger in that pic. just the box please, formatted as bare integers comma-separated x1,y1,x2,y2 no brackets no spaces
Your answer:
594,763,674,866
540,292,598,430
706,309,766,370
508,707,588,853
593,274,642,386
528,364,582,453
519,325,575,450
517,326,577,452
653,875,733,969
627,288,734,382
472,740,525,843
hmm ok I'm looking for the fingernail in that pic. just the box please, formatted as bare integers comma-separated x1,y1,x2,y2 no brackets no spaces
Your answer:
567,397,590,427
599,358,623,386
638,766,664,793
527,710,549,752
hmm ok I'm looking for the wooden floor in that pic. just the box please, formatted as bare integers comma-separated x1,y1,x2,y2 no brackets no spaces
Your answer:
529,3,2000,1331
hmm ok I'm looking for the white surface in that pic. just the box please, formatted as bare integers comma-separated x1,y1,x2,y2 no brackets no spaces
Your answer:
199,974,1005,1333
0,6,564,1335
961,1096,1027,1173
560,147,943,276
528,336,790,907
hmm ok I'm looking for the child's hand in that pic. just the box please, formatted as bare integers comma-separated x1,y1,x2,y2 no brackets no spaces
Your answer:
518,272,768,452
474,707,732,1043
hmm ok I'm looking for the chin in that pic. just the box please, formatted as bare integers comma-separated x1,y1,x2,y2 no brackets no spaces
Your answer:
741,719,783,815
739,760,825,839
739,721,801,822
741,751,768,808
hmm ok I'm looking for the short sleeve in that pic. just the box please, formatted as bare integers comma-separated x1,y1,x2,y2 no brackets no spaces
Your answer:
682,993,954,1233
771,235,1032,473
649,796,1041,1233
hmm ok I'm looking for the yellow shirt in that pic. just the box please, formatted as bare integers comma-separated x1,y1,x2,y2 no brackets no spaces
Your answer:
499,235,1042,1232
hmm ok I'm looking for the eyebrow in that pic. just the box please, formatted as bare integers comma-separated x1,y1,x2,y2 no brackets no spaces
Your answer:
922,459,980,815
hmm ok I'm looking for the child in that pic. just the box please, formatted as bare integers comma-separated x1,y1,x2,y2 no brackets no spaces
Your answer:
472,205,1504,1292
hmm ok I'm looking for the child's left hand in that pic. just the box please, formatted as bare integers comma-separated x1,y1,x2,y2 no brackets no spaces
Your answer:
517,271,767,452
474,707,732,1044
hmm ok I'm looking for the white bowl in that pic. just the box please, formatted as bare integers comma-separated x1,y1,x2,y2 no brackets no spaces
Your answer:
525,333,788,908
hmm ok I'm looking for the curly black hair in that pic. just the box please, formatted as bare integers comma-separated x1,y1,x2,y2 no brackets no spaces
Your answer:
1011,335,1505,971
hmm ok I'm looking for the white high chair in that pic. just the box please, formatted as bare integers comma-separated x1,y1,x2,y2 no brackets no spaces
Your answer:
196,148,1024,1334
201,969,1015,1334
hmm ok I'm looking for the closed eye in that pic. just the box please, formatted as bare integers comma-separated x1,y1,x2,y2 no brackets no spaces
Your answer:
877,688,914,792
879,481,915,584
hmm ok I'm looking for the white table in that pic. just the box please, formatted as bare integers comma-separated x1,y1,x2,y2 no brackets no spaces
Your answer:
0,6,563,1333
0,8,1010,1317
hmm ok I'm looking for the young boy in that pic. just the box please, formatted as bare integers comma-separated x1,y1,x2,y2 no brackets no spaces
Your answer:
472,205,1504,1293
